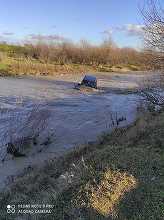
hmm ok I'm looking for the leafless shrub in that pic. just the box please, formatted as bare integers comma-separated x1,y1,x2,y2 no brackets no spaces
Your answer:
139,70,164,111
109,112,126,127
139,1,164,108
140,89,164,108
141,0,164,69
16,38,156,71
0,103,51,160
104,111,126,131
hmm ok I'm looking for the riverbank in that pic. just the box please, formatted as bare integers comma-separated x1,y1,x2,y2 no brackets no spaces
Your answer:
0,110,163,219
0,57,145,77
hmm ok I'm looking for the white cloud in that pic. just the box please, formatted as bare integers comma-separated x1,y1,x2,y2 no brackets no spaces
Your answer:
101,29,113,35
2,32,14,36
125,24,145,36
28,34,67,41
102,24,145,37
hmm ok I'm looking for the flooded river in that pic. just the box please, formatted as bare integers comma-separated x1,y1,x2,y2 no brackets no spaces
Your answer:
0,71,159,189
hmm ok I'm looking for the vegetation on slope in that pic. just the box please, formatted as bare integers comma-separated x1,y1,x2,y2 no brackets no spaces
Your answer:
0,111,163,220
0,39,158,76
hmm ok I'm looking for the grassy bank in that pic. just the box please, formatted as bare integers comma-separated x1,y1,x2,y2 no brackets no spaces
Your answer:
0,57,142,77
0,111,164,220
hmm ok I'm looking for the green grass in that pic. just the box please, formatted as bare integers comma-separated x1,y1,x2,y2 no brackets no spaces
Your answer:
0,63,9,73
0,112,164,219
0,63,8,69
0,61,21,76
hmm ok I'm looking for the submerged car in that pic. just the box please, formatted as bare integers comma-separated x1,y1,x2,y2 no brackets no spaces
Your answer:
74,75,98,91
81,75,97,89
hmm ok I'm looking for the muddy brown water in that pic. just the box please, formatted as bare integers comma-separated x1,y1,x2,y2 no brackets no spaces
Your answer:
0,71,160,190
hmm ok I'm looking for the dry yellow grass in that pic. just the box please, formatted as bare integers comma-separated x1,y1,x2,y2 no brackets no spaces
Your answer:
90,170,137,217
0,57,144,77
2,57,98,75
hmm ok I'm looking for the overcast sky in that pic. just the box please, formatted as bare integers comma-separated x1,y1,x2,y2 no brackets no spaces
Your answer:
0,0,148,48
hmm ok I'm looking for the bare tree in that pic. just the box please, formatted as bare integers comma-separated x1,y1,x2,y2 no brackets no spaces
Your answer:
138,0,164,109
142,0,164,68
